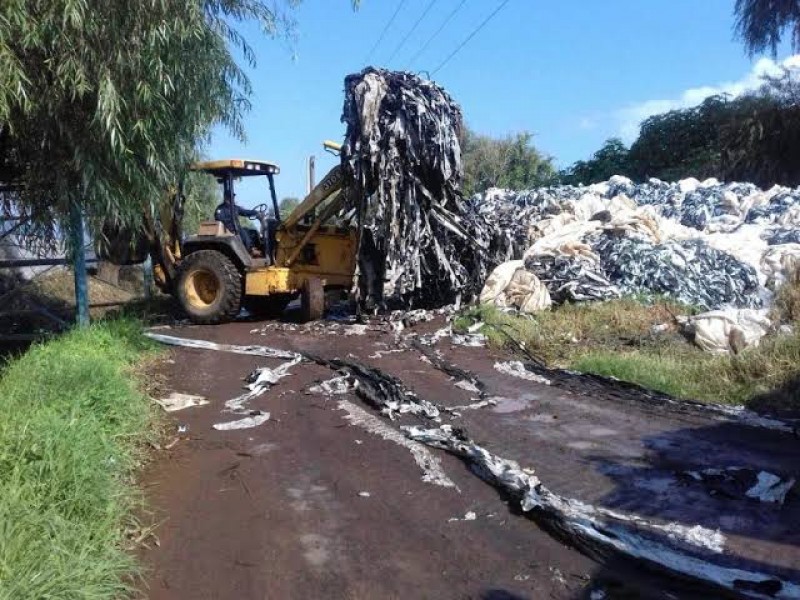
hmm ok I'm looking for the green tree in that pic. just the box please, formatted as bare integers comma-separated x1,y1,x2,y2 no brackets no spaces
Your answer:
565,68,800,188
461,129,556,196
279,196,301,218
0,0,299,246
560,138,631,185
183,171,222,234
719,70,800,187
734,0,800,56
626,96,727,182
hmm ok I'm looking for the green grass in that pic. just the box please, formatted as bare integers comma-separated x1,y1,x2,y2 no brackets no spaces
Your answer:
0,319,160,600
458,299,800,412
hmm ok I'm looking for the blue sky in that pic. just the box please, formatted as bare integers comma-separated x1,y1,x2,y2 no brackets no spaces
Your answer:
209,0,793,205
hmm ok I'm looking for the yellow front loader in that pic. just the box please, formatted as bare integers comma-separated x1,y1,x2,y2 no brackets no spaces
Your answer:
150,142,358,324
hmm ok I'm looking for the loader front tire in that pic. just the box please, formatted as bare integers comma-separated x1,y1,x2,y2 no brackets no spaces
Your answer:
177,250,242,324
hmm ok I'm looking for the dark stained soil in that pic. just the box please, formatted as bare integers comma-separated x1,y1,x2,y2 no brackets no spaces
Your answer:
139,316,800,600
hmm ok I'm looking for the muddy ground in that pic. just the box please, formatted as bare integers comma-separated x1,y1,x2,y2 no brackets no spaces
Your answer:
139,313,800,599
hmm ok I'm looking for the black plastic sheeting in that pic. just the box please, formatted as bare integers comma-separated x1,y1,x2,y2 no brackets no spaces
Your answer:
341,68,492,310
593,235,762,309
763,227,800,246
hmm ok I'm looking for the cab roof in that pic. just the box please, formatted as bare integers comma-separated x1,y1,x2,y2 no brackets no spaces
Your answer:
190,159,280,177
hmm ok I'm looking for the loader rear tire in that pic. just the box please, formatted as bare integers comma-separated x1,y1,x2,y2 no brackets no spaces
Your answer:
300,278,324,322
177,250,242,324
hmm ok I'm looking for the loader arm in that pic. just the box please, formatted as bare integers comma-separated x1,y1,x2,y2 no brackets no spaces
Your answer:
281,164,345,230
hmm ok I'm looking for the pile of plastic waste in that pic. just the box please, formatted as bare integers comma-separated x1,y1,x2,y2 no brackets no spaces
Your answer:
477,176,800,309
341,68,492,309
477,176,800,353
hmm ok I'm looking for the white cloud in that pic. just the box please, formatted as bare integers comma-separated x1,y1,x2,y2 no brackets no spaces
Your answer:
616,55,800,142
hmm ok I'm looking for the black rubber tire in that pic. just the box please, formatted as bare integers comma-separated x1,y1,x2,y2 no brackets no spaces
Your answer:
243,294,293,318
176,250,242,324
300,278,325,322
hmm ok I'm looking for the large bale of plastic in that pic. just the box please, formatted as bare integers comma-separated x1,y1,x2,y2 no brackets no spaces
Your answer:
341,68,492,309
480,260,552,313
679,309,773,354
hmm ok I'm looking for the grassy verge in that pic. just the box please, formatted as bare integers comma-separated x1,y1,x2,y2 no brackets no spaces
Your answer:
0,319,161,599
456,298,800,412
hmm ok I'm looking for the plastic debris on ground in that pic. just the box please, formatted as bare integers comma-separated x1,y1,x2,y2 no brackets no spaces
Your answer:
682,467,796,505
474,175,800,312
494,361,552,385
155,392,209,413
448,511,477,522
679,308,773,354
403,424,800,598
213,412,271,431
341,68,492,309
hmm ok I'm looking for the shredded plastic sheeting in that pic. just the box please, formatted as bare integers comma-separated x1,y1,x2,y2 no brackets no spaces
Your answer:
330,395,455,489
473,176,800,310
144,332,300,360
307,354,442,421
404,425,800,599
341,68,492,308
746,472,797,504
684,467,796,505
309,375,355,396
494,361,552,385
680,309,773,354
155,392,209,412
213,412,270,431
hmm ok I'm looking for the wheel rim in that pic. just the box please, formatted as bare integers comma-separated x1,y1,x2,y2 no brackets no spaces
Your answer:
184,269,221,309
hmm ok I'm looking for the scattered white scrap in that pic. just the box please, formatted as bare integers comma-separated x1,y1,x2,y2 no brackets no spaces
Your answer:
155,392,209,413
450,333,486,347
213,412,270,431
454,379,481,394
443,398,498,414
344,324,369,336
336,398,455,489
224,355,303,416
449,511,477,522
309,375,356,396
494,360,552,385
144,332,301,360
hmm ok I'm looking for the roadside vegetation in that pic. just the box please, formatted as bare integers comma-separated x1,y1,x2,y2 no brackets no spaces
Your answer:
456,283,800,413
0,319,161,600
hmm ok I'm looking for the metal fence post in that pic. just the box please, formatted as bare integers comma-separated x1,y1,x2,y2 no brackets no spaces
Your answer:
70,201,89,327
143,255,153,299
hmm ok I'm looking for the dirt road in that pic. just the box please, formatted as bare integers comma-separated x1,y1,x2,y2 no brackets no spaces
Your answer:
140,315,800,599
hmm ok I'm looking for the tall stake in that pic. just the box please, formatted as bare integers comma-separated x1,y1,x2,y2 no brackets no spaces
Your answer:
70,201,89,327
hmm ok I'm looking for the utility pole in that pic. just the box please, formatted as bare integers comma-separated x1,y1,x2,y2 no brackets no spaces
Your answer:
308,155,316,193
69,201,89,327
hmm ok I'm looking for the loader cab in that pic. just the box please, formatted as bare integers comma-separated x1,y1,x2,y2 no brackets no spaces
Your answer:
189,159,282,264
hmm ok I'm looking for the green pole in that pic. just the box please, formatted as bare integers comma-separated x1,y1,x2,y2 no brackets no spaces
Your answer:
70,201,90,327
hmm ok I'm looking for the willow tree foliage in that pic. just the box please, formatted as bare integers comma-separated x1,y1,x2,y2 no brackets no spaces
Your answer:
735,0,800,56
0,0,299,243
